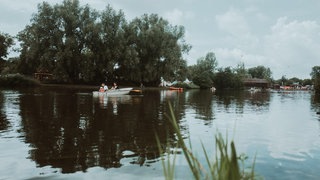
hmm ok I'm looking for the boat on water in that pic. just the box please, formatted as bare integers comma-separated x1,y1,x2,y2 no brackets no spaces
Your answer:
93,87,133,96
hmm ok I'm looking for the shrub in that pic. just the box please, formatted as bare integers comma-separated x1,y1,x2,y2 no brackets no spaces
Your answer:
0,74,40,87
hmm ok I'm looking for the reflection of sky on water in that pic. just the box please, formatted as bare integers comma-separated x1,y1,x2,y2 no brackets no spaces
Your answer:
263,93,319,161
1,89,320,179
184,91,320,179
0,91,60,179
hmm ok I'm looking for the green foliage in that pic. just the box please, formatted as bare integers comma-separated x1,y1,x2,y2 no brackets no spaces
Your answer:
0,74,40,87
273,75,313,87
213,67,243,90
311,66,320,94
188,52,217,88
302,78,313,86
275,75,288,86
234,62,249,79
0,32,14,60
119,14,189,85
310,66,320,79
192,71,214,88
248,66,272,80
1,57,20,75
157,103,257,180
16,1,189,85
94,5,126,82
172,82,200,89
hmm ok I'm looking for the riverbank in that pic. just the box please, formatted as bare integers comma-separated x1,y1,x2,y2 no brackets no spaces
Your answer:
0,74,199,90
39,83,99,90
0,74,40,87
39,83,170,91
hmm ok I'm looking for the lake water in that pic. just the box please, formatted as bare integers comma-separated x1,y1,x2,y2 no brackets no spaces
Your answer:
0,87,320,179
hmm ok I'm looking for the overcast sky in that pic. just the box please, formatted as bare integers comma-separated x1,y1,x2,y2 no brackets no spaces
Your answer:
1,0,320,79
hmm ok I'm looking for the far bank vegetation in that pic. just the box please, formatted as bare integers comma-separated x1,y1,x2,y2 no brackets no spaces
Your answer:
0,0,317,90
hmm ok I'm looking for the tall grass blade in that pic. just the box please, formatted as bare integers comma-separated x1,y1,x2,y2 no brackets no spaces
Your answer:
157,101,258,180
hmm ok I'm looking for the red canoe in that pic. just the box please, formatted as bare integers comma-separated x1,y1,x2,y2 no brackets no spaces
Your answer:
169,87,183,91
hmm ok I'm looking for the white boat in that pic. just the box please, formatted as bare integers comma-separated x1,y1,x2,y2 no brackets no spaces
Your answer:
93,88,133,96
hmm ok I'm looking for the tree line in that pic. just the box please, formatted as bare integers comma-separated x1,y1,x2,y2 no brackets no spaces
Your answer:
14,0,191,86
0,0,320,93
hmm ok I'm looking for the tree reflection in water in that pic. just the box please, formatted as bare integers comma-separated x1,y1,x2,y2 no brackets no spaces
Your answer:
1,88,320,179
18,89,179,173
0,87,275,174
0,92,9,131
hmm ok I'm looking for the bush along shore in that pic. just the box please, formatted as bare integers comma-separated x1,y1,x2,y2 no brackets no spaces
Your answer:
0,74,40,87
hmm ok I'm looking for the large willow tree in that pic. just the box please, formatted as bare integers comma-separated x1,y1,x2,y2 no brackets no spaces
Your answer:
17,1,127,83
17,0,101,82
117,14,190,85
79,5,126,83
17,0,189,84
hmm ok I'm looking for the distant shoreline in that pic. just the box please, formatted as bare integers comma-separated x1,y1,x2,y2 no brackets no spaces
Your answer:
39,83,168,91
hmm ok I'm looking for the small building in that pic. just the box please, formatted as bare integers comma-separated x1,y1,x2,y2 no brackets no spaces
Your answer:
34,72,53,81
243,78,270,88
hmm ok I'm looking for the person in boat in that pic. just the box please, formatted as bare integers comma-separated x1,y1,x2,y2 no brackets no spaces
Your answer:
103,83,108,91
99,83,108,92
99,85,104,92
111,82,119,90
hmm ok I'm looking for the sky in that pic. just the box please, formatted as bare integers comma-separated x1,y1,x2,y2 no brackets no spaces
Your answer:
1,0,320,79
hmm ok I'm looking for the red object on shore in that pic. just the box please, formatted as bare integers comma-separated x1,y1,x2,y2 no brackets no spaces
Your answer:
169,87,183,91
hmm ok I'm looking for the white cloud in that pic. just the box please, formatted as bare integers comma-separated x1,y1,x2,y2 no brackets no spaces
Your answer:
215,8,250,36
213,48,267,69
0,0,44,35
214,8,261,56
263,17,320,78
164,8,195,26
211,12,320,79
164,8,184,25
1,0,38,11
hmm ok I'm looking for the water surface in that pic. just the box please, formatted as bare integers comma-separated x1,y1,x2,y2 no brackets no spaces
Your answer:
0,87,320,179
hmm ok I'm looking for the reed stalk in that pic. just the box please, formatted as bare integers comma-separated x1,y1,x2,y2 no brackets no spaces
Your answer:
157,102,258,180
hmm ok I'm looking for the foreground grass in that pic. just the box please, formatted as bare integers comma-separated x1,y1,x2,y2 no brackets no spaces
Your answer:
156,103,258,180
